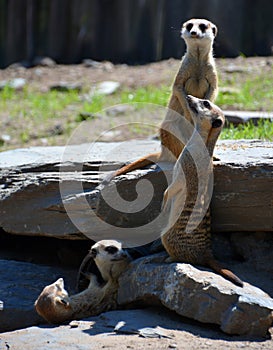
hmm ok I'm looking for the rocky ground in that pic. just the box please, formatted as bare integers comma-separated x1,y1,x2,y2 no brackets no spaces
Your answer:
0,57,273,348
1,56,272,92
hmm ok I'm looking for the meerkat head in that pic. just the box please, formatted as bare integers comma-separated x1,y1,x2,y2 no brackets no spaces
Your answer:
181,18,217,45
35,278,72,323
186,95,224,131
90,240,131,281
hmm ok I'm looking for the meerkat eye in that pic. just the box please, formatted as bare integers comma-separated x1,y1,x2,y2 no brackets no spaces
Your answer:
105,245,118,254
186,23,193,32
199,23,207,33
212,26,217,36
203,100,211,109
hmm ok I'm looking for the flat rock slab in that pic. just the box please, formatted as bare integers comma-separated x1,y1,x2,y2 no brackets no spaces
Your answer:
0,259,77,332
225,111,273,125
1,308,273,350
0,140,272,240
117,253,273,337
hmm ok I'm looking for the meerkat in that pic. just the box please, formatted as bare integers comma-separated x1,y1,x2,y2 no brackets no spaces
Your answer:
161,95,243,287
77,240,132,291
102,18,218,184
35,240,131,324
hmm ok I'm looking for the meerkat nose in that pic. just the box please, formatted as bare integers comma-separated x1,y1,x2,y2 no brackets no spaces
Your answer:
212,119,223,128
191,31,197,35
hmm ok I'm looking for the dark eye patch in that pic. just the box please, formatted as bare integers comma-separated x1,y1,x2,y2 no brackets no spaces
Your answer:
203,100,211,109
105,245,118,254
186,23,193,32
199,23,207,33
212,26,217,36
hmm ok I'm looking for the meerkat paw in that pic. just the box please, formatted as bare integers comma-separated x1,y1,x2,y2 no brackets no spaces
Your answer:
81,272,93,281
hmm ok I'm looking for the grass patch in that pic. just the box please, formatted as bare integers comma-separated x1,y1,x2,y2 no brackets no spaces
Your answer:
221,119,273,141
0,69,272,151
0,86,80,120
217,72,273,111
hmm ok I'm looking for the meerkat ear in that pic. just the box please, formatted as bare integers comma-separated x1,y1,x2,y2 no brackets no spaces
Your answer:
212,25,217,37
55,278,64,289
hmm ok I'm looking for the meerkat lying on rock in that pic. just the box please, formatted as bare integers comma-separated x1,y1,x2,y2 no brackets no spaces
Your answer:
102,18,218,184
161,95,243,287
35,240,131,323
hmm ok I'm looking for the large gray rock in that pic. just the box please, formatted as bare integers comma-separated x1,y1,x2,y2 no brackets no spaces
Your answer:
0,255,272,338
117,253,273,337
0,259,77,332
0,140,272,240
224,110,273,125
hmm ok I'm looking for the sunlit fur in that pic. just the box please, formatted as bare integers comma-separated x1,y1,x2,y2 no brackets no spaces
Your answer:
162,95,243,287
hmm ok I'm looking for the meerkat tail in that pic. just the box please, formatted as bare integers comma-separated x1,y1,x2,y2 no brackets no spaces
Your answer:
207,258,244,287
102,152,160,184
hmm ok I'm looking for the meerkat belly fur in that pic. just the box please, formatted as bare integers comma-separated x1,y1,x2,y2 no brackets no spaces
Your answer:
35,240,131,323
161,95,243,287
103,18,218,184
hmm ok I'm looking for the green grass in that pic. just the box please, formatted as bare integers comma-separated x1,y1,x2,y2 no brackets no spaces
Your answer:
1,86,80,119
221,119,273,140
216,73,273,111
120,86,170,106
79,86,171,115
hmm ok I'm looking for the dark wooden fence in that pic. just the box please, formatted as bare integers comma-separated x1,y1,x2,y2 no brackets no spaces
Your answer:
0,0,272,68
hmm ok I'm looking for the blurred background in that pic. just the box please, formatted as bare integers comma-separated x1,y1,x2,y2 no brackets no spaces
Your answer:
0,0,272,68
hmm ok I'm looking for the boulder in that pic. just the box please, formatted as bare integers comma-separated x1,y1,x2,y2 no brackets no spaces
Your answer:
224,110,273,125
0,259,77,332
0,140,272,240
117,253,273,337
0,255,272,337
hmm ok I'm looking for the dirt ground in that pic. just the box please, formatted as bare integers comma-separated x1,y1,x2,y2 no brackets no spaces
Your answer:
1,56,273,91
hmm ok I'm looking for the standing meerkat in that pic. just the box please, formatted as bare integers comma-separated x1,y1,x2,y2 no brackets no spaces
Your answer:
35,240,131,324
102,18,218,184
161,95,243,287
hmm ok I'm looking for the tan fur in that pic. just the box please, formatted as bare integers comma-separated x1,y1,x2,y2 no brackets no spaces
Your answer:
103,18,218,183
34,240,131,323
161,95,243,287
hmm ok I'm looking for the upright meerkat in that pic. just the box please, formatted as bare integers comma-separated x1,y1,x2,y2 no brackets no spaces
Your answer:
103,18,218,184
35,240,131,324
161,95,243,287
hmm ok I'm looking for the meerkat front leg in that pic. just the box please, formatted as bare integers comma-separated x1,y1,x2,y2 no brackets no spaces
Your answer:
204,76,218,101
172,84,190,117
